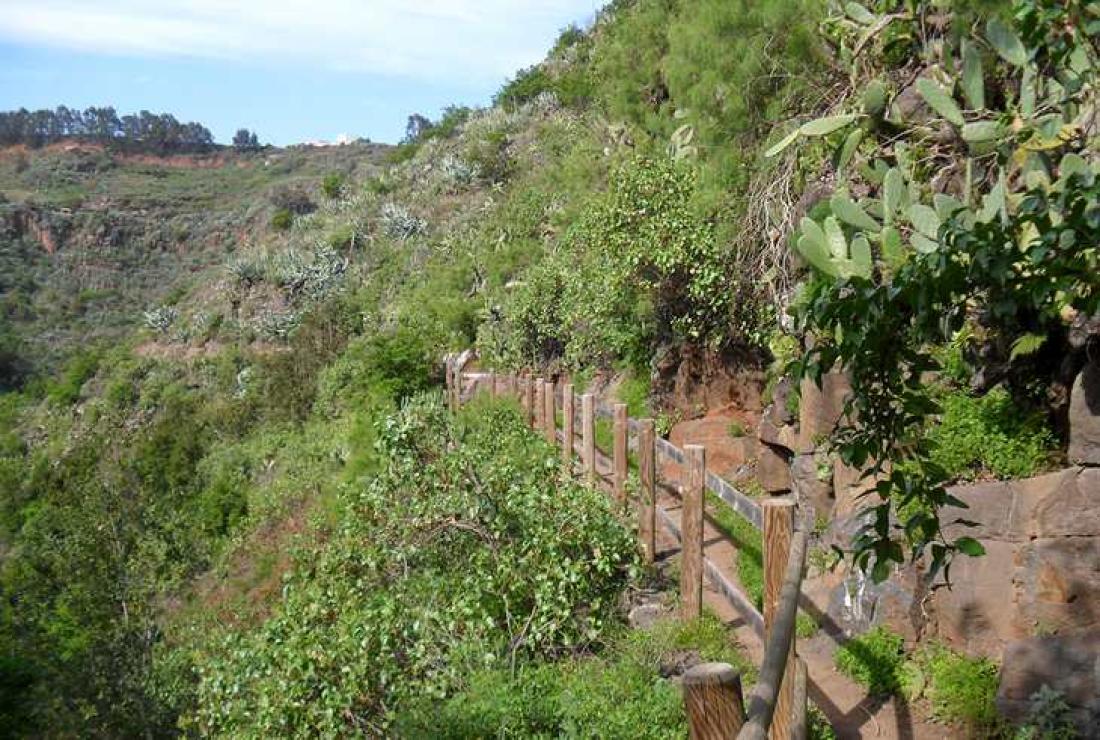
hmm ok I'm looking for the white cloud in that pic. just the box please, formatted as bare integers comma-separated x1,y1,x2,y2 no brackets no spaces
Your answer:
0,0,598,84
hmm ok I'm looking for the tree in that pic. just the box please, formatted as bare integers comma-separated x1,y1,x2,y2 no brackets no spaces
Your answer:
403,114,432,144
232,128,260,151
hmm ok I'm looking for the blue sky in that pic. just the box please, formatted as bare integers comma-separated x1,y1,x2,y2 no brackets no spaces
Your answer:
0,1,600,145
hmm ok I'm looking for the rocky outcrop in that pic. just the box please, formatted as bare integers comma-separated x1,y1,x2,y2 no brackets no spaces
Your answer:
997,633,1100,737
931,467,1100,654
1068,362,1100,465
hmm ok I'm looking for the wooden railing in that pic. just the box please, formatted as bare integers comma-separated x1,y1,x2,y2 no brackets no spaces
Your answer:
447,365,811,740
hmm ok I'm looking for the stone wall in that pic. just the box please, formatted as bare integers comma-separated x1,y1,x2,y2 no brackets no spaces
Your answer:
755,364,1100,733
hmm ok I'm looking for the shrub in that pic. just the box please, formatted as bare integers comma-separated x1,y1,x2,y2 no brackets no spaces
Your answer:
379,202,426,240
270,207,293,231
186,396,639,735
46,350,100,405
321,172,345,199
142,305,178,335
834,626,906,696
920,646,1001,733
494,65,554,109
268,184,315,215
394,611,748,738
926,388,1055,481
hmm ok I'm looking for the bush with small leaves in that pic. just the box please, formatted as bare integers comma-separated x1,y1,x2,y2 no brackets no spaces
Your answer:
143,305,178,335
380,202,426,240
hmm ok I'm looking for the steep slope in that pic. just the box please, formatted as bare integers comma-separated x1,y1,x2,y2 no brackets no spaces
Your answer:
0,0,1095,736
0,141,389,383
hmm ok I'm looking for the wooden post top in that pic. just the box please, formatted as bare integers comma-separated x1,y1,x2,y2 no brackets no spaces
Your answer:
762,497,796,510
683,662,740,686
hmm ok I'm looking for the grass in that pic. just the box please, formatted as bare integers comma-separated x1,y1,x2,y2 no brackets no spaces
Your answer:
836,626,1005,734
704,492,818,638
925,387,1056,481
393,610,752,738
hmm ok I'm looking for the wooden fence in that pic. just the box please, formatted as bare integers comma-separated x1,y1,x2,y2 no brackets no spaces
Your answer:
447,364,811,740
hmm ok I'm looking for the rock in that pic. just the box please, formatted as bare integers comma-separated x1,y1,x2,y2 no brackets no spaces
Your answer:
997,632,1100,737
1069,363,1100,465
758,414,798,452
790,452,834,517
929,467,1100,657
832,459,885,518
771,377,795,425
758,443,792,493
825,564,918,642
670,415,758,479
798,372,851,453
1068,311,1100,349
628,603,667,631
932,539,1019,656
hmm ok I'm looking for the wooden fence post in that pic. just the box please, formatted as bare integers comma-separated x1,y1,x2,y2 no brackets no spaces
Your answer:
682,444,706,620
534,378,545,430
444,358,454,410
763,497,797,740
524,375,536,427
581,393,596,485
613,403,628,504
683,662,747,739
562,383,575,468
489,371,498,398
451,360,461,410
638,418,656,564
543,379,556,445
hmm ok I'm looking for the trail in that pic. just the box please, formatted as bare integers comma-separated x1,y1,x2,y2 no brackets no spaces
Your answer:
584,437,947,739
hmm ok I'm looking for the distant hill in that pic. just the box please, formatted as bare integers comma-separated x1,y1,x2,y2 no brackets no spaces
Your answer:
0,140,391,381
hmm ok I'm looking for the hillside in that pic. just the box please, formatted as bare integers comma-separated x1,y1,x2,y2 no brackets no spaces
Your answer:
1,0,1097,737
0,140,390,383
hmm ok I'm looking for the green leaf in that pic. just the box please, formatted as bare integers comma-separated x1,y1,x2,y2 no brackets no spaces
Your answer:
883,168,906,221
765,127,801,158
831,194,881,232
871,557,892,583
849,235,873,278
800,114,859,137
978,176,1007,223
955,536,986,557
1060,152,1088,178
795,234,838,277
837,129,864,173
961,121,1004,143
961,39,985,109
844,2,876,25
986,18,1027,67
800,217,826,249
823,216,848,260
916,78,964,126
1010,332,1046,360
880,226,905,265
933,194,966,220
863,80,888,116
911,233,939,254
908,204,941,238
1020,64,1037,117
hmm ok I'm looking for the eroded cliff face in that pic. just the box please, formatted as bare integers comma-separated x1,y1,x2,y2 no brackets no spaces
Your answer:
6,206,62,254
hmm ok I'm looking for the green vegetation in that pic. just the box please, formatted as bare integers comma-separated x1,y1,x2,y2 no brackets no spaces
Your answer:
784,0,1098,578
395,611,749,738
834,626,907,696
836,626,1006,734
179,396,638,734
0,0,1090,735
926,387,1056,481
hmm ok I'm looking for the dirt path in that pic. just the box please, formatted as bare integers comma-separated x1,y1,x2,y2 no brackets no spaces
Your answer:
583,438,947,739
